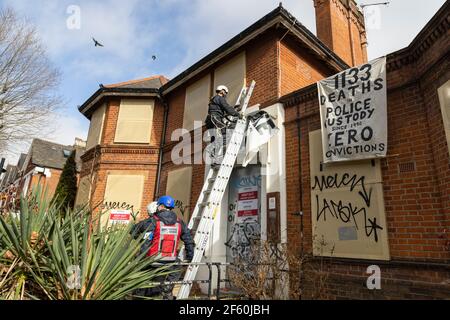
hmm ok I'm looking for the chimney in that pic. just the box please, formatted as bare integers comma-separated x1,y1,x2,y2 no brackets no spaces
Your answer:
74,137,87,148
314,0,368,66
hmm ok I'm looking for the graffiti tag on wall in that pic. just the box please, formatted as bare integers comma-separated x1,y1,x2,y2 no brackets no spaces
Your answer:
102,201,139,220
225,217,261,259
312,173,383,242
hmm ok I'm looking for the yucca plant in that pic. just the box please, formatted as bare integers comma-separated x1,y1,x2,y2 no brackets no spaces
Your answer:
0,187,173,300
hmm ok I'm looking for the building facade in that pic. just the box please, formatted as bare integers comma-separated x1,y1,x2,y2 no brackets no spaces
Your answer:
77,0,450,299
0,138,86,210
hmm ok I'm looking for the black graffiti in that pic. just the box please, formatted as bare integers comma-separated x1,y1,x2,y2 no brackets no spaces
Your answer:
102,201,137,212
225,218,260,259
313,173,383,242
366,217,383,243
315,195,383,242
102,201,140,219
316,197,364,227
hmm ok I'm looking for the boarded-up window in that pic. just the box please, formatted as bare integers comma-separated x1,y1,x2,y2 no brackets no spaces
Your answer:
114,99,154,144
213,52,246,107
75,175,91,207
184,75,211,132
102,173,145,225
166,167,193,223
309,130,390,260
86,103,106,150
438,80,450,156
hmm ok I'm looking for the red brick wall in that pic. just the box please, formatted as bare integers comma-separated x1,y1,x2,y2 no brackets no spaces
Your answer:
279,36,334,96
282,26,450,297
28,168,62,202
158,29,340,221
246,31,279,105
159,31,283,220
314,0,367,66
79,97,164,219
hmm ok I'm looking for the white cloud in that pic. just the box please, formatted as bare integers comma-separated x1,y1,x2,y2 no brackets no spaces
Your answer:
47,112,89,146
1,0,159,82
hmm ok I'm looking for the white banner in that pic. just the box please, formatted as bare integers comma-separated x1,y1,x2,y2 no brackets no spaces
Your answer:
318,57,387,163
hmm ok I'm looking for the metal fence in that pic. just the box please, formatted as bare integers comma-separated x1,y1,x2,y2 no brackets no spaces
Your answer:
149,261,291,300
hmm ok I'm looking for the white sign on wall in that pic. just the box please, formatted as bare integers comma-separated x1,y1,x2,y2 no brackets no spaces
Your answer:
318,57,387,163
236,186,258,223
109,209,131,225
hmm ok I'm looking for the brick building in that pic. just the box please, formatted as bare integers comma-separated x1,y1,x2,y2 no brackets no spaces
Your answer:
77,0,449,299
0,138,86,209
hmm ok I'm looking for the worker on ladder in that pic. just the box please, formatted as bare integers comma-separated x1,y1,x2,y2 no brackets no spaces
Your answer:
205,85,242,165
131,195,195,300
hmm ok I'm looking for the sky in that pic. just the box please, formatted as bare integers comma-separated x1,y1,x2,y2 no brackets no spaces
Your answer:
0,0,446,165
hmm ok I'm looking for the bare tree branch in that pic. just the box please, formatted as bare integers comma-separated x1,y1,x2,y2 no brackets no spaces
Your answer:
0,8,61,153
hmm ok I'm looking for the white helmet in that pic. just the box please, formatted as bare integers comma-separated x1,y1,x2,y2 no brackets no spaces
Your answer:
216,85,229,94
147,201,158,215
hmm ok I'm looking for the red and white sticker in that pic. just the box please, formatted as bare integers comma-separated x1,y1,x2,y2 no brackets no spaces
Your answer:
237,186,258,220
109,209,131,225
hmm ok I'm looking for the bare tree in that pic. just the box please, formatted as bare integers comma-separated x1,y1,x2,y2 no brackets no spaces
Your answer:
0,8,61,152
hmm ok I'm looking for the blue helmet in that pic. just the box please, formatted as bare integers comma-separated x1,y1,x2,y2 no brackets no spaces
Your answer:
157,195,175,209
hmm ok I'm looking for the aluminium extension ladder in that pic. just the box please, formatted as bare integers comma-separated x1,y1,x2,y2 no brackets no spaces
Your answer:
176,80,256,299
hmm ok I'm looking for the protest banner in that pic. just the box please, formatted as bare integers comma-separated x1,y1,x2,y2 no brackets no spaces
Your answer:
318,57,387,163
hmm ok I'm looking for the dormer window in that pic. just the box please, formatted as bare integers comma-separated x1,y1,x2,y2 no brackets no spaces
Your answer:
63,149,71,158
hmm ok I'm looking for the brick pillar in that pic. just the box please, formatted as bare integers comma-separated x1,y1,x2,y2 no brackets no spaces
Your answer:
313,0,368,66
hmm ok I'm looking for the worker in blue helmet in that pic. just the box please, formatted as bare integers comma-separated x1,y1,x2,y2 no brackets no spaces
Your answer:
131,195,194,300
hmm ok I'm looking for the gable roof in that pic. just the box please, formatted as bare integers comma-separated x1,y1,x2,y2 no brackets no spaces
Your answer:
78,75,167,118
28,139,85,171
104,75,169,89
160,4,349,94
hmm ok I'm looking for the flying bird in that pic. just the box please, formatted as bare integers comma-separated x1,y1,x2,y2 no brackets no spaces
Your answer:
152,55,157,61
92,37,104,47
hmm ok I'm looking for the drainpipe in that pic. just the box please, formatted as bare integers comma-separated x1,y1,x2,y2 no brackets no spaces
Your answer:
296,103,304,300
154,95,169,200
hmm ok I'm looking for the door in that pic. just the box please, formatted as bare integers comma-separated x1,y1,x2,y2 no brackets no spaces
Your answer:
225,165,262,263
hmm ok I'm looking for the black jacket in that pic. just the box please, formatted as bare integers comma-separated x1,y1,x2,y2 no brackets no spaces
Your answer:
131,210,195,262
208,95,239,117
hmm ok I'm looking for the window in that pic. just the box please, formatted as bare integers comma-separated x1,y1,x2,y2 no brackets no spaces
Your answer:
184,75,211,132
213,52,246,107
102,173,145,226
309,130,390,260
63,149,71,158
438,80,450,156
166,167,193,223
114,99,154,144
86,103,106,150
